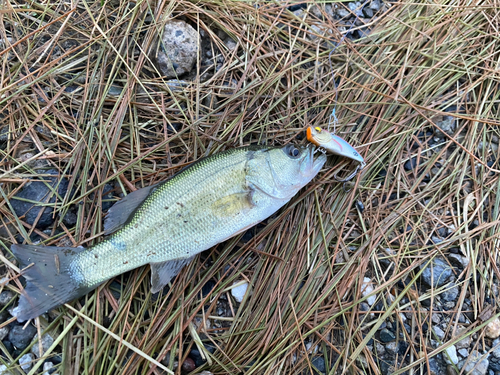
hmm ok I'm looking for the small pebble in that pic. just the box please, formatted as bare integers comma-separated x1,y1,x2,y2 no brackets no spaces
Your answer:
19,353,35,372
441,283,459,302
361,277,377,306
42,362,58,375
182,358,195,372
404,157,418,171
337,8,350,18
444,345,459,365
231,282,248,303
461,350,489,375
0,364,11,375
31,333,55,358
420,257,453,288
8,324,37,350
375,342,385,355
491,338,500,358
458,348,469,358
0,291,14,305
485,318,500,339
385,341,398,355
379,328,396,343
311,356,326,373
489,357,500,372
434,326,445,339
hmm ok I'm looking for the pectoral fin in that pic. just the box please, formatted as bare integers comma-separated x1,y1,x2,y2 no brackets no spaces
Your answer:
150,256,195,294
211,190,255,217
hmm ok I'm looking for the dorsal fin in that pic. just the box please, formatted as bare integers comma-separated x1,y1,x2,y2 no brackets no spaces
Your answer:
103,183,159,235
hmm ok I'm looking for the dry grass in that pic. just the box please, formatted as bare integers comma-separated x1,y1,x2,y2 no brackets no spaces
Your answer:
1,0,500,374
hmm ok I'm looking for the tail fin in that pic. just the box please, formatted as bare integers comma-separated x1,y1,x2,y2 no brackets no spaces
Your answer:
11,244,92,322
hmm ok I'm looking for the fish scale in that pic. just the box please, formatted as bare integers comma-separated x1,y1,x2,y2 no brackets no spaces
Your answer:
11,144,326,321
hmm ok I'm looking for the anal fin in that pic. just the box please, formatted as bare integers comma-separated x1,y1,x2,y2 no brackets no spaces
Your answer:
150,256,195,294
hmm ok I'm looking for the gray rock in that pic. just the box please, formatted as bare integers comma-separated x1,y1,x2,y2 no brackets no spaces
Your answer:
0,291,14,305
460,350,489,375
455,326,471,349
369,0,382,11
491,338,500,358
363,7,374,17
427,358,441,374
404,157,419,171
31,333,54,358
380,328,396,343
444,345,459,365
11,169,69,229
435,116,456,136
348,2,364,16
385,341,398,355
375,342,386,355
434,326,445,339
312,356,326,373
0,326,9,341
458,348,469,358
448,253,469,268
489,357,500,372
337,8,350,18
420,257,453,288
8,324,37,350
441,282,459,302
156,19,199,79
19,353,35,372
380,359,394,375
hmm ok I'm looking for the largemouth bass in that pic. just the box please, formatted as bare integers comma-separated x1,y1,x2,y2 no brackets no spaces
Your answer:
12,144,326,321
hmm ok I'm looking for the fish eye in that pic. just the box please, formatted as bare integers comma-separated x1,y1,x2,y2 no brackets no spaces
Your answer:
286,145,301,158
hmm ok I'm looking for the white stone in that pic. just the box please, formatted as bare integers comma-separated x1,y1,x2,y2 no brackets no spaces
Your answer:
19,353,35,372
485,318,500,339
231,282,249,303
444,345,459,364
43,361,59,375
361,277,377,306
0,364,12,375
156,20,199,79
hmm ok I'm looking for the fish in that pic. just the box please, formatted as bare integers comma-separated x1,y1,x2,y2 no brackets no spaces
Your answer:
11,144,326,322
306,126,365,166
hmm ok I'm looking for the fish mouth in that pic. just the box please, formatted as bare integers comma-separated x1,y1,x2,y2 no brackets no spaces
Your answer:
301,145,326,177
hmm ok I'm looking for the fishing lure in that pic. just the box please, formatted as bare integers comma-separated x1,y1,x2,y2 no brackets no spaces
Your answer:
307,126,365,182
